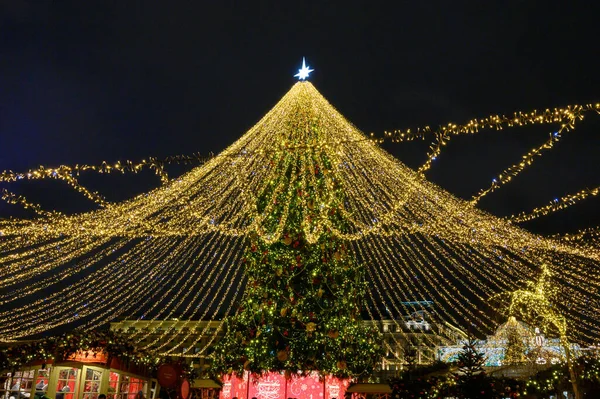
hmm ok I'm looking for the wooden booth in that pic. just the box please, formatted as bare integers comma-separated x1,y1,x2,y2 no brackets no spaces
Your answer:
1,352,158,399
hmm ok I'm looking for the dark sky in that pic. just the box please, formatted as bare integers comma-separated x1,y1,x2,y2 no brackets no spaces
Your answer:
1,1,599,235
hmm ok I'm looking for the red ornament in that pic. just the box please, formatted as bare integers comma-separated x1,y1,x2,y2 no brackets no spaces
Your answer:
179,379,191,399
157,364,181,389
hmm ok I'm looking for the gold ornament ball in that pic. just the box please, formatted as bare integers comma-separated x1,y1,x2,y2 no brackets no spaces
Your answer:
277,350,288,361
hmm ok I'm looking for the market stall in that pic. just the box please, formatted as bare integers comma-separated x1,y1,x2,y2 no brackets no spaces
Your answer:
1,353,157,399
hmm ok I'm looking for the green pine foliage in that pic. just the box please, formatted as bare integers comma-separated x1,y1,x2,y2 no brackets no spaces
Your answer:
210,116,382,377
450,337,491,398
456,337,486,378
0,329,162,372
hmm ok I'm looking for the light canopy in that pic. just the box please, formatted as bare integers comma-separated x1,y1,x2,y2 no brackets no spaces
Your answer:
0,82,598,357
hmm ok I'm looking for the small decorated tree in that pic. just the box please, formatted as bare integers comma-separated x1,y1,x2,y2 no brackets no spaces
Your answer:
449,336,493,398
401,340,418,373
456,337,486,378
503,320,528,365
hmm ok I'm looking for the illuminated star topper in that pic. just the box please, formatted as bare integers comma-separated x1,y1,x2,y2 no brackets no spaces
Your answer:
294,57,314,80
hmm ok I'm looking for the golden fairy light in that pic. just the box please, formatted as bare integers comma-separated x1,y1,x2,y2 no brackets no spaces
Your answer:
498,264,583,399
0,82,599,361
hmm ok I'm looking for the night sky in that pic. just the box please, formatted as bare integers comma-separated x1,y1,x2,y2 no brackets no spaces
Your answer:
1,1,599,235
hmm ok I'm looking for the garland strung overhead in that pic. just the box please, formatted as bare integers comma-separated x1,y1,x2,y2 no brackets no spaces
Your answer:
0,329,162,372
0,83,599,359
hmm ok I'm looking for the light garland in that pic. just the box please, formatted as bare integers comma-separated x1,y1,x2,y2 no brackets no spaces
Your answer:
470,129,569,205
0,154,215,185
0,82,599,357
412,105,594,176
552,226,600,243
384,104,598,143
0,154,215,212
497,264,585,398
1,104,597,219
1,187,60,217
510,185,600,223
1,329,164,371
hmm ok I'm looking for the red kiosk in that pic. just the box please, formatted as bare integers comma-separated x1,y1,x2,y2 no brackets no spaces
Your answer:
220,372,350,399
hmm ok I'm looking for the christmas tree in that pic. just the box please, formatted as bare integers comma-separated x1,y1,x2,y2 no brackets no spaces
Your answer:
210,86,382,377
456,337,486,378
503,322,527,365
451,337,490,399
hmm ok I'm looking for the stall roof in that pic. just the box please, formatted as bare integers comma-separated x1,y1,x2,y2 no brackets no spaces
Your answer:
346,384,392,393
192,379,221,389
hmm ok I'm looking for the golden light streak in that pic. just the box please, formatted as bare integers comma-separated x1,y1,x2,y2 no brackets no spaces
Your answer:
1,83,599,352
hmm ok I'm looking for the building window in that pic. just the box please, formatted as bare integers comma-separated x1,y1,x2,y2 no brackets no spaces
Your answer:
34,368,51,399
2,370,35,399
82,369,103,399
110,373,146,399
56,368,78,399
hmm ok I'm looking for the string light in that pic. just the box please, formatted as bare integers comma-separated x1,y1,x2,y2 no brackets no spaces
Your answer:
470,129,568,205
1,187,60,217
384,104,599,143
2,107,597,220
0,154,215,185
0,82,599,358
410,105,595,176
496,264,583,399
509,185,600,223
0,154,215,212
552,226,600,243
